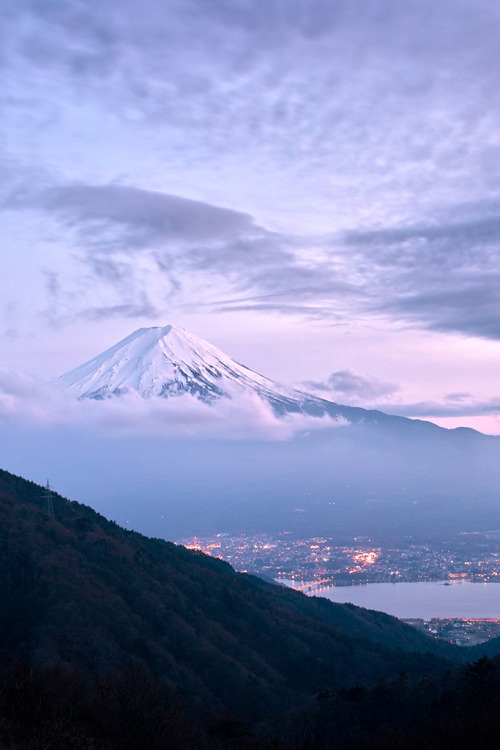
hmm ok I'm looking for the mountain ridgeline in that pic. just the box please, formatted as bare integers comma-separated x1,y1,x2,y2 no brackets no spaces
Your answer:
2,468,500,748
0,469,454,695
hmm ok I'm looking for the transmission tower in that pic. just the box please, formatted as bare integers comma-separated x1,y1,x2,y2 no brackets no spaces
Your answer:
43,479,55,519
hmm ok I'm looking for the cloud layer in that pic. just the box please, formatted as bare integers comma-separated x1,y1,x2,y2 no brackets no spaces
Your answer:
0,367,343,440
8,179,500,345
302,369,400,405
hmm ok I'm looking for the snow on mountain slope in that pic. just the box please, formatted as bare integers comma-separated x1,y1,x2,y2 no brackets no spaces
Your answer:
53,325,489,436
56,325,329,413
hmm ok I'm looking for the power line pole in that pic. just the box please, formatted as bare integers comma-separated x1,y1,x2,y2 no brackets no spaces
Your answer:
43,479,55,519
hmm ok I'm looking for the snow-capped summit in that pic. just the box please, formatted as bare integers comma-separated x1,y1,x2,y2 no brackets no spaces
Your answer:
54,325,471,434
56,324,319,412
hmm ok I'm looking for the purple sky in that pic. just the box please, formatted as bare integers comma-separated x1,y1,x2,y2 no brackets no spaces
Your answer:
3,0,500,433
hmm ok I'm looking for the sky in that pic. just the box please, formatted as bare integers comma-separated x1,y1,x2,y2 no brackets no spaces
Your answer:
3,0,500,433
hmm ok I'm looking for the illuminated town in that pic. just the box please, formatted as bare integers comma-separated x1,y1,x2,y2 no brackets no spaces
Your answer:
181,529,500,586
403,618,500,647
181,529,500,646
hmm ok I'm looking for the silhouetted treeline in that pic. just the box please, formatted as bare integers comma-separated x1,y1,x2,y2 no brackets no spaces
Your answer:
2,654,500,748
275,654,500,749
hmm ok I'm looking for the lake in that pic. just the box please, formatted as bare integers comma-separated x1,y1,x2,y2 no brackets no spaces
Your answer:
280,580,500,619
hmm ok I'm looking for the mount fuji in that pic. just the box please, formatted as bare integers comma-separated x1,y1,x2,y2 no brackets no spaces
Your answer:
55,324,359,421
54,325,496,452
54,325,489,439
57,324,295,402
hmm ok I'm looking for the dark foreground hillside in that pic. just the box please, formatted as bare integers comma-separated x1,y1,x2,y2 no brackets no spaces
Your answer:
1,467,498,749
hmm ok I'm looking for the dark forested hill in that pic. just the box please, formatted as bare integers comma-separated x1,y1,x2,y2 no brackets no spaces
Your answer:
0,467,490,749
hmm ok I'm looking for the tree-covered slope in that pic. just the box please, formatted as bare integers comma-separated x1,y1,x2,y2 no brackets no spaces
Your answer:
0,468,459,720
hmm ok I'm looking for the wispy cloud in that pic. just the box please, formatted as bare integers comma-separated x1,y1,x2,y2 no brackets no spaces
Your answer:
300,367,500,421
12,184,255,246
5,181,308,323
380,397,500,420
8,180,500,345
342,208,500,340
302,369,400,405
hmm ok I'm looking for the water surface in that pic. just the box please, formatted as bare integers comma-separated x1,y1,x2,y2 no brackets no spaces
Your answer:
282,580,500,619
